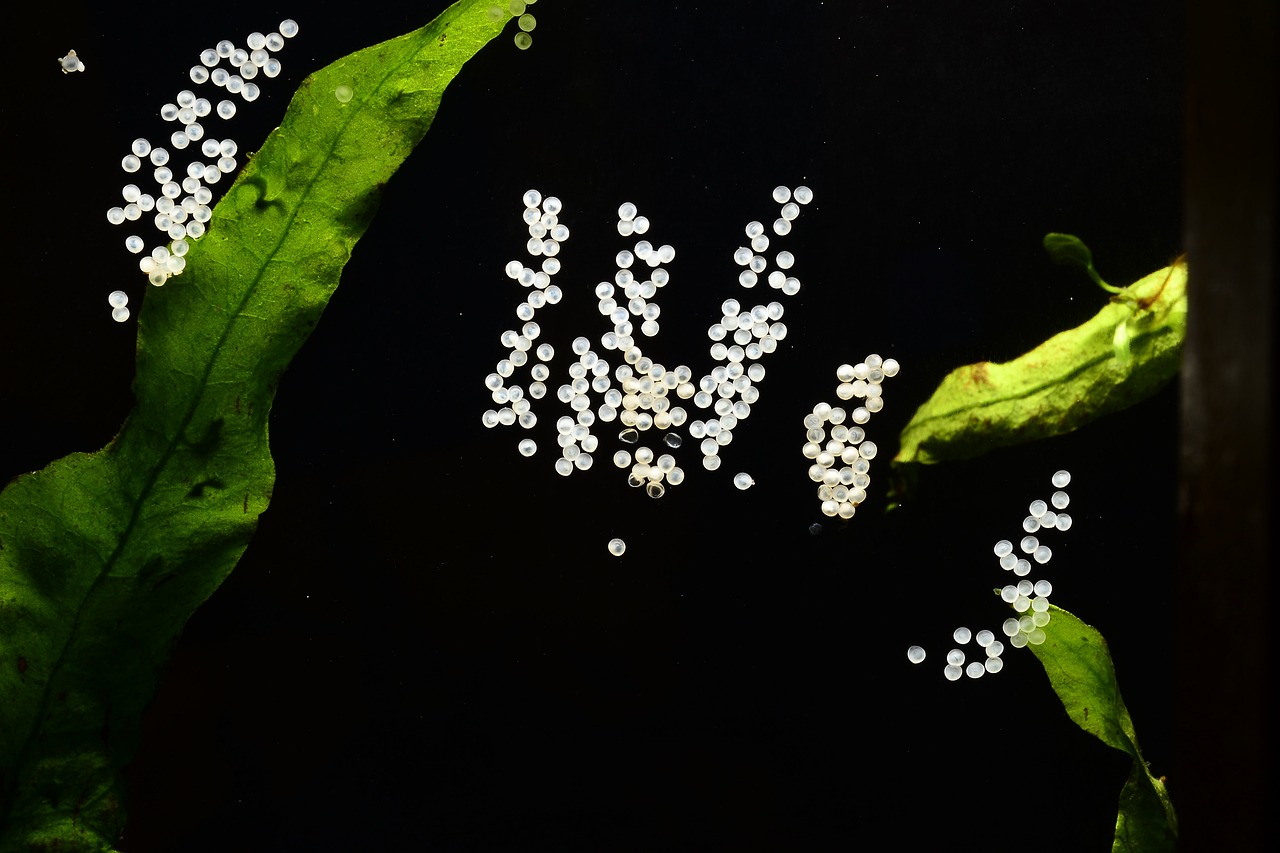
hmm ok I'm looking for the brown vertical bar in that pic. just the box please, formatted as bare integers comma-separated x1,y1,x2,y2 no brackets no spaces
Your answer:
1180,0,1276,849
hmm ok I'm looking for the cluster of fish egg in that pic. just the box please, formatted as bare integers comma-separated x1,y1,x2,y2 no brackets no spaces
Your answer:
802,356,900,520
487,1,539,50
907,470,1073,680
483,186,812,502
103,20,299,322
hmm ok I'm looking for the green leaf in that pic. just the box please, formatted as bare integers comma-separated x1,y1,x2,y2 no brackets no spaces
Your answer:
1043,232,1120,293
0,3,514,849
893,255,1186,468
1028,605,1178,852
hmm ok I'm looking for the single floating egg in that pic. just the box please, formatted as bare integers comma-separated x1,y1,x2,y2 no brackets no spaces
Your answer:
907,645,926,664
607,538,626,556
733,472,754,490
59,50,85,74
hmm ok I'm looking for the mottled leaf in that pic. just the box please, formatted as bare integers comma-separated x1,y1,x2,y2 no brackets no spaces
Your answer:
893,253,1186,468
0,3,515,849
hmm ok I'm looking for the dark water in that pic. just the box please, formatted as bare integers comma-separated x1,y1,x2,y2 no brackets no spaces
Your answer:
5,1,1181,850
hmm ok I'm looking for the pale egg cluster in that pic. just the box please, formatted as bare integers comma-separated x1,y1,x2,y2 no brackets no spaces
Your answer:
487,0,539,50
802,355,900,520
103,20,300,322
907,469,1074,680
483,186,814,512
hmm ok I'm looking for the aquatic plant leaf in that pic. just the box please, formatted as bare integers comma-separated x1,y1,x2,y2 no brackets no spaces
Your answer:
0,4,513,849
1044,232,1097,272
1043,232,1116,292
1029,605,1177,852
893,256,1186,468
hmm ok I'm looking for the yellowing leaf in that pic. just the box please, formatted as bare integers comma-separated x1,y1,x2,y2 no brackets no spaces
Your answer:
894,257,1186,467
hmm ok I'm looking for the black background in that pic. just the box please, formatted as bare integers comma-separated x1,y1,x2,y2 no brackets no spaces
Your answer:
3,1,1182,850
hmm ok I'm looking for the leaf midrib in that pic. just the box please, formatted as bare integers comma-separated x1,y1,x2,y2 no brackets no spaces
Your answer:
4,27,434,829
903,306,1180,434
